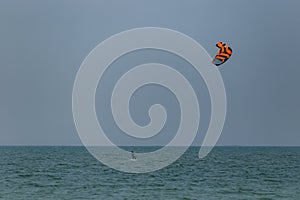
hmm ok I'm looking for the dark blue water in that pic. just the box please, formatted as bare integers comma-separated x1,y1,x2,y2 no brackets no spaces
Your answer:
0,146,299,199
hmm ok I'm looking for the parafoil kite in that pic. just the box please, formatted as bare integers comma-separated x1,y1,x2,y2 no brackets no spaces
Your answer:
212,42,232,66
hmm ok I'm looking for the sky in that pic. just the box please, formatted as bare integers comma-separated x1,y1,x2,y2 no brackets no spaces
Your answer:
0,0,299,146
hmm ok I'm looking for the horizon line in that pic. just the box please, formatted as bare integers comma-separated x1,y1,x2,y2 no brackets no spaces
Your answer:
0,145,299,147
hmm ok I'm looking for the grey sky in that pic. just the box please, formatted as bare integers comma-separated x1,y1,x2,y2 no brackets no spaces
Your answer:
0,0,299,146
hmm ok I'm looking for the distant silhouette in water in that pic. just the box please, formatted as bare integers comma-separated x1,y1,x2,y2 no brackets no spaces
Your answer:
131,151,136,160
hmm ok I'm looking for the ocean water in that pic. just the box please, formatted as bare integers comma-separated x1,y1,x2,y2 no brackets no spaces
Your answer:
0,146,299,200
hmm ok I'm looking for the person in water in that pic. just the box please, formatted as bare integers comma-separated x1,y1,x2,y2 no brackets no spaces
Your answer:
131,151,136,160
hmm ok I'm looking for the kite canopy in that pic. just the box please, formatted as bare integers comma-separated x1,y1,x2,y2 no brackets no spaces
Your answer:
212,42,232,66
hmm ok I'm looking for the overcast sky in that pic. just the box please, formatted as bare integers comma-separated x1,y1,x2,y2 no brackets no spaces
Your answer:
0,0,299,146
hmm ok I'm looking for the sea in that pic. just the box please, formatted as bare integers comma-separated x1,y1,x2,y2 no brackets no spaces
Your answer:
0,146,299,200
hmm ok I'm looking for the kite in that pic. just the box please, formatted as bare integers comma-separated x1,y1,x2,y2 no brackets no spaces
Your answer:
212,42,232,66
